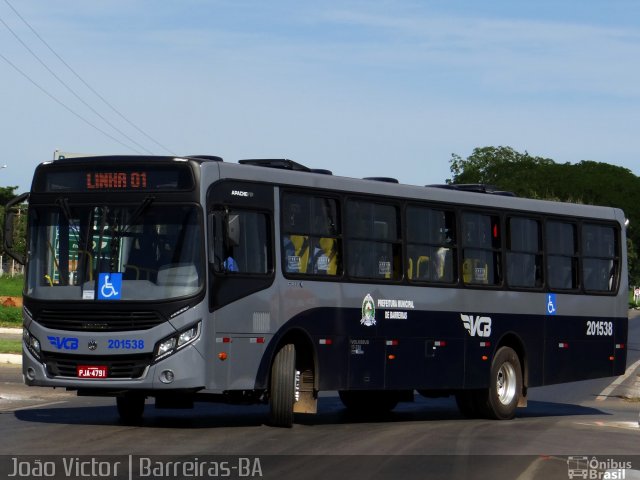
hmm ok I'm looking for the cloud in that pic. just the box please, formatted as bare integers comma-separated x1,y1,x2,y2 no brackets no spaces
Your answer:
320,8,640,98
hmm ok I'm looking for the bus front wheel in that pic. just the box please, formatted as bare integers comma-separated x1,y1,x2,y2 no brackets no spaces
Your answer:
269,344,297,428
478,346,522,420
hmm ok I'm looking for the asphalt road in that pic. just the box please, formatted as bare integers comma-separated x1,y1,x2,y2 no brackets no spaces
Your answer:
1,312,639,480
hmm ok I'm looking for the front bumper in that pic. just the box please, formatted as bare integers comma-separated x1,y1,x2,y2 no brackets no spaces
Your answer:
22,341,206,391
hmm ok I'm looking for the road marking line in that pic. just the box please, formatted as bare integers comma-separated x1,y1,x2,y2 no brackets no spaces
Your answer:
596,358,640,401
575,421,639,431
8,400,69,412
608,421,640,430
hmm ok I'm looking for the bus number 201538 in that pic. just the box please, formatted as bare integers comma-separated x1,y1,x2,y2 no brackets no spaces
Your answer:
586,321,613,337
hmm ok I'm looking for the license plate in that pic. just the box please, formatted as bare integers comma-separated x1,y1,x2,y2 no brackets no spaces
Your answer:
77,366,108,378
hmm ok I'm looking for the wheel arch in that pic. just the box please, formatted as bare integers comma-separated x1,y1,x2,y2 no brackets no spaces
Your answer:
256,326,318,391
274,328,317,388
268,327,319,416
495,332,528,397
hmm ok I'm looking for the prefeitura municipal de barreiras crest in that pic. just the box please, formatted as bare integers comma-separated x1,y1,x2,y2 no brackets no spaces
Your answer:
361,293,376,327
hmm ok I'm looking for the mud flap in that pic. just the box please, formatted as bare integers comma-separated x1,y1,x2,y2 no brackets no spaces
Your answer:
293,369,317,414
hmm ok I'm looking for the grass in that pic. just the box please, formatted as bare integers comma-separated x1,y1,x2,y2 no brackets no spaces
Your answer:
0,275,23,297
0,306,21,328
0,307,21,354
0,275,22,329
0,338,21,354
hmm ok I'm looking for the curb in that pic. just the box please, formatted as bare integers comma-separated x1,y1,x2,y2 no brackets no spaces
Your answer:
0,353,21,365
0,328,22,364
0,327,21,335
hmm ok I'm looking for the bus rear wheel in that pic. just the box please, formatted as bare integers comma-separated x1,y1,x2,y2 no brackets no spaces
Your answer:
269,344,297,428
477,346,522,420
116,394,145,424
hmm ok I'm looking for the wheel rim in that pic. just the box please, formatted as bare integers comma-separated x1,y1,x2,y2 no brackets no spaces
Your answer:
496,362,517,405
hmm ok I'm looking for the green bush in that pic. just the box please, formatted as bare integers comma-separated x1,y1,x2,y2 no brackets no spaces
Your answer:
0,306,22,327
631,290,639,309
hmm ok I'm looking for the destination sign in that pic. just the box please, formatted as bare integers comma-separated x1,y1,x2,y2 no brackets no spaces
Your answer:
34,163,194,192
86,172,148,190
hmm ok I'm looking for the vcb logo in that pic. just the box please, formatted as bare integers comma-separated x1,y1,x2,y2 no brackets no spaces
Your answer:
460,314,492,337
47,336,79,350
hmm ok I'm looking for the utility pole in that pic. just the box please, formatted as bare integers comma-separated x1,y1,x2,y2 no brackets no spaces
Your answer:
0,164,7,277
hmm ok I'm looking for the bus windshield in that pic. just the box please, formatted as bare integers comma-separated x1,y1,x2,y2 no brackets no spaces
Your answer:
26,201,203,301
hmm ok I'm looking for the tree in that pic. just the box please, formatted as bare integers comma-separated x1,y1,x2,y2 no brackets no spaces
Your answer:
0,186,19,206
449,146,555,194
449,146,640,286
629,238,639,288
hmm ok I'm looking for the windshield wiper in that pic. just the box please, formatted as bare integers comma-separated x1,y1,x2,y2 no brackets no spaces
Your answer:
121,195,155,235
55,197,81,238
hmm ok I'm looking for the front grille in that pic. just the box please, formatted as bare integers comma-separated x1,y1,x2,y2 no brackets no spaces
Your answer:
41,352,153,379
37,309,164,332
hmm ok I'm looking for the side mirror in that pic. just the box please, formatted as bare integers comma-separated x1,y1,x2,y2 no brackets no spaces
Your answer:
3,211,15,250
3,192,29,265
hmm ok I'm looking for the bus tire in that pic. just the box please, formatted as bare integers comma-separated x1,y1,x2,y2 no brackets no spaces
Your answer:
479,346,522,420
338,390,398,414
116,394,145,424
269,344,297,428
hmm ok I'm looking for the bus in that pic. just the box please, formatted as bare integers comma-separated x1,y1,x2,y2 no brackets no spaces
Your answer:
4,155,628,427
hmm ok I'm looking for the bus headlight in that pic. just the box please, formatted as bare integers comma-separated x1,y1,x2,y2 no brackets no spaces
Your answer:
157,338,177,358
23,329,41,360
154,321,201,362
178,326,198,346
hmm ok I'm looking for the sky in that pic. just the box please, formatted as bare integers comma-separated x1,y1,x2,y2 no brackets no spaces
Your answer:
1,0,639,191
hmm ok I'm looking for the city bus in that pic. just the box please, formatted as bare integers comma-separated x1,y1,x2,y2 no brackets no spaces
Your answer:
3,155,628,427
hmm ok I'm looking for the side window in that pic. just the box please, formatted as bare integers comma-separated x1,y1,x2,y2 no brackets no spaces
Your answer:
582,224,618,292
461,212,502,285
546,220,578,290
406,206,456,283
506,217,542,288
281,193,342,276
213,209,271,275
346,200,401,281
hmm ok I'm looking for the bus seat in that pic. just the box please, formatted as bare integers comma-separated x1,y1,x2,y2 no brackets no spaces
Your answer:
124,232,159,280
416,256,430,279
314,237,338,275
283,234,309,273
124,264,157,281
463,257,488,284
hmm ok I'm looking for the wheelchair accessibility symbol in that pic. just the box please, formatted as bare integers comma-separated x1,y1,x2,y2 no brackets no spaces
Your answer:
546,293,557,316
98,273,122,300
